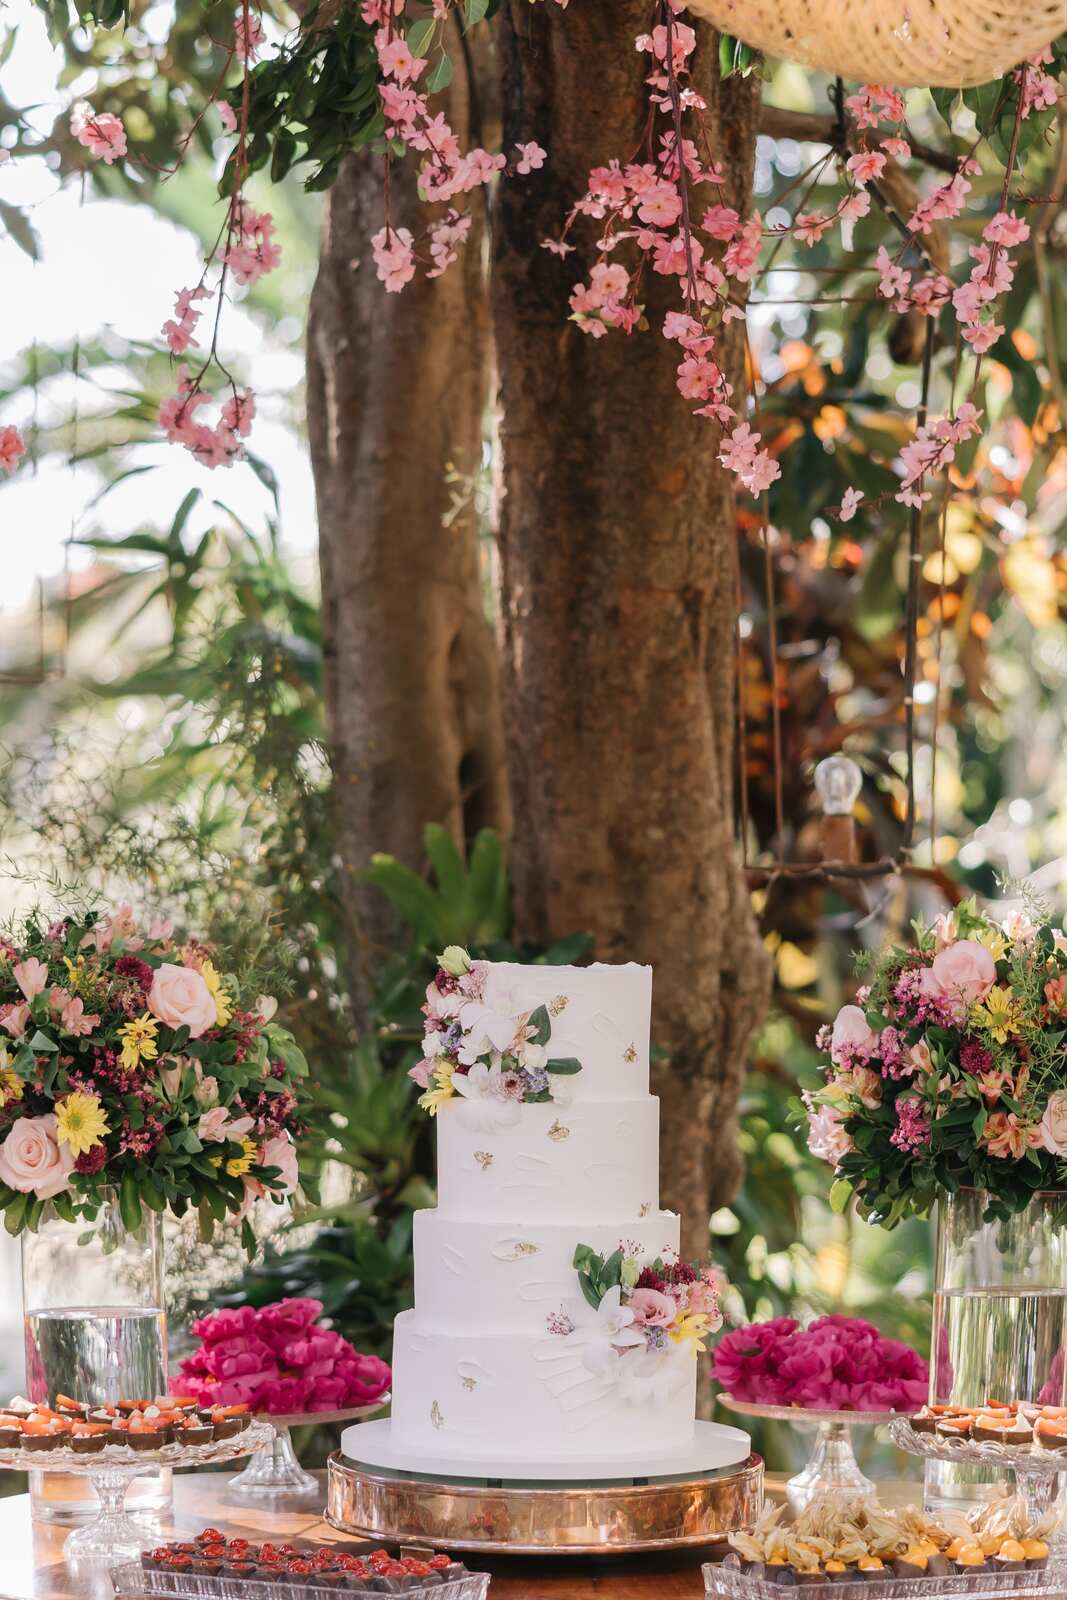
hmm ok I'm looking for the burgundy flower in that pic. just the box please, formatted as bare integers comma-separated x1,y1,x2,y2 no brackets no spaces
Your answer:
74,1145,108,1175
115,956,154,993
960,1036,994,1076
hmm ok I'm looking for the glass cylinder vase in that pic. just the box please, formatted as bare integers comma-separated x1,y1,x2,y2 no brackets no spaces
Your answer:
20,1190,172,1524
926,1188,1067,1514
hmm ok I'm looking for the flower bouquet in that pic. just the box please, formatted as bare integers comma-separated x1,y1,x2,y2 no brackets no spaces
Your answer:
171,1298,391,1413
804,900,1067,1225
409,945,583,1127
713,1314,928,1413
0,904,308,1248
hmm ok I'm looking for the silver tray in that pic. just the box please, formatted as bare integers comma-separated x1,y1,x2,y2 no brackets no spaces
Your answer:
112,1563,490,1600
703,1558,1067,1600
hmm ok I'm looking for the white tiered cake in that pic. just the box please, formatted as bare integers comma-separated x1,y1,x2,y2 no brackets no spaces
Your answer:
343,956,750,1479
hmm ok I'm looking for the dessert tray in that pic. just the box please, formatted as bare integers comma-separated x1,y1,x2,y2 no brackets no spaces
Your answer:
115,1569,490,1600
704,1560,1067,1599
0,1422,272,1564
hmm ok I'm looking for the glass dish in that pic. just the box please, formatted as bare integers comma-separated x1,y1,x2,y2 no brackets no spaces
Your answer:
704,1557,1067,1600
112,1562,492,1600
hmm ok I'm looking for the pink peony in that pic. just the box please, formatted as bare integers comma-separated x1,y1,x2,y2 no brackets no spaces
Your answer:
148,962,218,1038
929,940,996,1007
0,1114,76,1199
713,1314,927,1411
190,1305,259,1343
257,1297,323,1339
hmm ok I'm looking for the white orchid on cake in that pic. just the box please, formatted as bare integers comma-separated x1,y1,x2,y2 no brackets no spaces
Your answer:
409,946,583,1118
545,1243,725,1404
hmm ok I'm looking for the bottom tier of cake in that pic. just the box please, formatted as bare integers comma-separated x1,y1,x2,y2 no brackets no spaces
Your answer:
387,1308,697,1462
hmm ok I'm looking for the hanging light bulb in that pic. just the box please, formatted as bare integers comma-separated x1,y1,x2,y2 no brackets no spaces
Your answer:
814,756,863,816
814,755,863,862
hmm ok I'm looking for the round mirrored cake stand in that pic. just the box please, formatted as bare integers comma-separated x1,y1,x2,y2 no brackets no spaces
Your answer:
0,1422,272,1566
718,1395,901,1511
228,1399,389,1497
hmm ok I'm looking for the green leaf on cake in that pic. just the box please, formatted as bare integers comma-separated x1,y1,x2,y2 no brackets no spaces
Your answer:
599,1247,624,1290
527,1005,551,1046
546,1057,581,1074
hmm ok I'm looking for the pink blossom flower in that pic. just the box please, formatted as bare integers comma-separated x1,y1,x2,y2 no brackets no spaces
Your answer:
881,136,911,159
234,8,265,63
371,226,416,293
216,100,237,133
701,204,739,241
70,102,127,164
376,34,427,84
13,957,48,1001
515,142,546,176
637,180,683,228
846,150,886,184
0,426,26,475
983,210,1030,247
838,487,863,522
844,85,906,130
890,1097,930,1153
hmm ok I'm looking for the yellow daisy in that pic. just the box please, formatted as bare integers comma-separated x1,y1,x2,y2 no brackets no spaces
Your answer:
118,1012,159,1071
55,1092,109,1157
0,1049,23,1110
971,985,1022,1044
975,926,1009,961
418,1061,456,1117
668,1310,711,1353
225,1137,258,1178
199,960,233,1028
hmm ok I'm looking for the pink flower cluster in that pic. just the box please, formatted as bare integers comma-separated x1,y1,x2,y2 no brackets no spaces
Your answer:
70,101,127,165
713,1313,928,1413
172,1298,392,1414
159,366,255,470
896,401,983,509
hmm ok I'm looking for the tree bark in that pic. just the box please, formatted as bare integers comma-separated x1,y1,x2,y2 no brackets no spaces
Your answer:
307,32,510,1019
492,5,771,1256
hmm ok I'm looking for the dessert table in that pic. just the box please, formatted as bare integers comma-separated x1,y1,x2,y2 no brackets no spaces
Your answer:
0,1469,977,1600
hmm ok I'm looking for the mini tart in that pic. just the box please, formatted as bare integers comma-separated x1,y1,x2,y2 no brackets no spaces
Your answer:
210,1414,242,1440
174,1421,214,1446
1023,1538,1050,1570
971,1413,1032,1444
935,1415,974,1438
892,1548,929,1578
54,1394,88,1419
0,1424,22,1449
1034,1418,1067,1451
70,1426,111,1454
955,1544,987,1570
909,1407,941,1435
993,1539,1028,1571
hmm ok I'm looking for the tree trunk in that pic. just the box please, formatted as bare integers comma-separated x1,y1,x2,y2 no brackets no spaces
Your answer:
492,5,771,1257
307,32,510,1020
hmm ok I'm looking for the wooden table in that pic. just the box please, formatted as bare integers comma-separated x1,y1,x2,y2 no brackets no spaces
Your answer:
0,1468,971,1600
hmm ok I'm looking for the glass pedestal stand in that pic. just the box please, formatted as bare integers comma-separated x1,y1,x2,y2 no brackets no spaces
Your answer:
228,1402,389,1499
718,1396,896,1511
0,1422,272,1568
890,1418,1067,1541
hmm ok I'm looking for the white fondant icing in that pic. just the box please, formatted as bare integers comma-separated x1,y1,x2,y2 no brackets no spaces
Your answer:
436,1097,661,1222
389,1310,697,1459
412,1209,680,1335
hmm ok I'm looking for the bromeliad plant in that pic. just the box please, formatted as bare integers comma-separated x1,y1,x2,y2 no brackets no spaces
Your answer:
804,900,1067,1226
0,903,309,1249
409,945,582,1129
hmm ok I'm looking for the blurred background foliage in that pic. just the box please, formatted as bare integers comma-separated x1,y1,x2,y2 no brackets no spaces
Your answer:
1,1,1066,1480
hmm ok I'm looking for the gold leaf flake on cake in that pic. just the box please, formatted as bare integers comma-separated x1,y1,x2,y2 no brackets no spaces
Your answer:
623,1043,638,1063
547,1119,570,1142
639,1202,651,1217
494,1240,540,1261
473,1150,494,1170
430,1401,444,1430
548,994,569,1017
461,1376,477,1392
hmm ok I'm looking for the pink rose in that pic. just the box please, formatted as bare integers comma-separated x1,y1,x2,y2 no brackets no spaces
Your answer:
629,1288,677,1328
0,1114,76,1199
260,1133,298,1196
12,957,48,1001
829,1004,875,1065
148,962,217,1038
1038,1091,1067,1156
930,940,996,1007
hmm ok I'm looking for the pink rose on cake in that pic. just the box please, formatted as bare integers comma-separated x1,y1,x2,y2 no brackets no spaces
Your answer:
629,1288,677,1328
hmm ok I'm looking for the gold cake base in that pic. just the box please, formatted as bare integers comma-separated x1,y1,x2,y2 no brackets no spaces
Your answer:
325,1449,764,1555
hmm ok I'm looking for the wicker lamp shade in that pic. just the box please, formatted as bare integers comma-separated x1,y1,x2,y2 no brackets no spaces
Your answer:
684,0,1067,87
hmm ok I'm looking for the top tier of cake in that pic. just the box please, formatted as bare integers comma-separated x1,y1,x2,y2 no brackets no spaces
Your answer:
474,960,652,1100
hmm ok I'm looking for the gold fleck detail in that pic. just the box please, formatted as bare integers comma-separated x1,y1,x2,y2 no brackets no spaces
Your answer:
548,994,569,1017
505,1241,539,1260
461,1376,477,1392
473,1151,494,1170
623,1043,638,1063
639,1202,651,1218
547,1119,571,1142
430,1401,444,1430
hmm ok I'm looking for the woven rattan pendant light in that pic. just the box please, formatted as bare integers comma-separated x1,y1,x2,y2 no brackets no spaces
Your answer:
684,0,1067,87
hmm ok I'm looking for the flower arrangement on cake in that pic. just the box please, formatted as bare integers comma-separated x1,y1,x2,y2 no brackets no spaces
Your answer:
171,1298,391,1414
545,1243,724,1404
713,1314,929,1413
0,904,308,1247
803,900,1067,1225
409,945,583,1128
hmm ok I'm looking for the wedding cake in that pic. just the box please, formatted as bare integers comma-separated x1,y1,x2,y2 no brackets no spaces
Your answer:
343,951,750,1478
